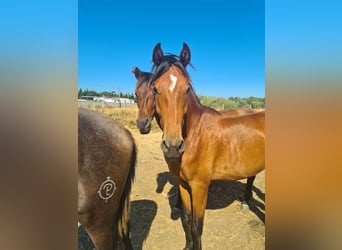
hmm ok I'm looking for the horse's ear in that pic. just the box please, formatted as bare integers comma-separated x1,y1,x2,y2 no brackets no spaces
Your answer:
152,43,163,66
180,43,191,67
132,67,142,80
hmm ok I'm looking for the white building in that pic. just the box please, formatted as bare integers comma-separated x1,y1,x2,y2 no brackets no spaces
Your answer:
80,96,135,104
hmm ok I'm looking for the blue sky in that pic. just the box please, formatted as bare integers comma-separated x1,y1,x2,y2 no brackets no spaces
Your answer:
79,0,264,98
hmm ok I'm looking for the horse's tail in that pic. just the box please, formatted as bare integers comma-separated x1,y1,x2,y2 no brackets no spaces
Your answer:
116,137,137,249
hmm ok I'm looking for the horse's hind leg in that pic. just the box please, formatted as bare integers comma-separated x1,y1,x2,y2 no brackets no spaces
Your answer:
241,175,256,210
121,223,133,250
80,217,116,250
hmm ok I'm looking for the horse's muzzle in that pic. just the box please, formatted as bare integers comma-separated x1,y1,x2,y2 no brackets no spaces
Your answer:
160,139,185,158
136,118,152,134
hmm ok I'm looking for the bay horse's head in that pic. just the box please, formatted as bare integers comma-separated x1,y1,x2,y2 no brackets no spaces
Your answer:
151,43,191,158
132,67,155,134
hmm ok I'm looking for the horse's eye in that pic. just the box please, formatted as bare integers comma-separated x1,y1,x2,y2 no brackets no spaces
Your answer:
185,86,191,94
153,87,159,95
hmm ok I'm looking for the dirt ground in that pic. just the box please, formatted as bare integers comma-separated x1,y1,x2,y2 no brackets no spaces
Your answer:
78,127,265,250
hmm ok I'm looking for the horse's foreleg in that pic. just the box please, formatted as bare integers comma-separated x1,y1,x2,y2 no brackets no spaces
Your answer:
242,175,256,210
190,181,209,250
174,184,183,210
179,184,193,250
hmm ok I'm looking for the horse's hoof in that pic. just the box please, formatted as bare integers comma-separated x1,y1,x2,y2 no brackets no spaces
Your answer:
241,202,250,211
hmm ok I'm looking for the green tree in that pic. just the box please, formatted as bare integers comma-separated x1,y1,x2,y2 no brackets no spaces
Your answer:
78,88,83,98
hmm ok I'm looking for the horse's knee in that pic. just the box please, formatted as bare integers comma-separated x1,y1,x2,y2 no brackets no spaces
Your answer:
181,210,193,247
182,210,191,229
192,216,204,237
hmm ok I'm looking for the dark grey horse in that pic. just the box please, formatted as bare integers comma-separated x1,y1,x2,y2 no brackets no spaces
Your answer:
78,108,136,249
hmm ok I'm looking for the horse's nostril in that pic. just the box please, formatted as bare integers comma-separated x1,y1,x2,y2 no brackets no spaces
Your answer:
160,139,185,158
177,140,186,153
160,140,171,154
163,140,170,149
137,118,150,127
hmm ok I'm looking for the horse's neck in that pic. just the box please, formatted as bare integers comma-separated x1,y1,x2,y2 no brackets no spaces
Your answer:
183,91,205,137
183,91,222,138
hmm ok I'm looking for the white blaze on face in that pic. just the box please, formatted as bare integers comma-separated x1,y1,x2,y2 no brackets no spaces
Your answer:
169,74,177,92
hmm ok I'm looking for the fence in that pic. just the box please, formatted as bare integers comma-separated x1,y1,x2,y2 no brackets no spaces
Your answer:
78,100,137,109
78,101,139,129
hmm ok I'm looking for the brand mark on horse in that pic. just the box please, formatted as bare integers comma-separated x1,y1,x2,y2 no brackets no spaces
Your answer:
97,176,117,202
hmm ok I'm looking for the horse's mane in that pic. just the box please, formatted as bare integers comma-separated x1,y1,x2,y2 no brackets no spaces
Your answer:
150,53,191,86
140,71,153,81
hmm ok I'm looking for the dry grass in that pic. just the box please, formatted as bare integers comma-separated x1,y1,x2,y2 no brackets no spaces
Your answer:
83,106,137,129
80,105,264,132
82,106,160,131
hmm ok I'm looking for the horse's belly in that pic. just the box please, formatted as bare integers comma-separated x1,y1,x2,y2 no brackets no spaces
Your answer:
211,150,264,180
212,131,264,179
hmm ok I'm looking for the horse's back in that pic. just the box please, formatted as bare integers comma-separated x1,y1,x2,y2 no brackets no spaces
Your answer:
79,108,134,152
220,107,258,116
219,110,265,133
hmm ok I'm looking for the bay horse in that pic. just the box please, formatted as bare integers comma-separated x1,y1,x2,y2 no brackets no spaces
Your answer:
78,108,136,250
133,66,256,135
132,66,259,210
150,43,265,249
132,67,159,135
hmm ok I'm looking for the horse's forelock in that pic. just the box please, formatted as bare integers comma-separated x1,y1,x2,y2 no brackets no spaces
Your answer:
151,54,189,85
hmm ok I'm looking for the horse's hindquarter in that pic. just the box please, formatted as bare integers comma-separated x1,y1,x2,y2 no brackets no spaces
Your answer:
78,109,134,212
78,108,136,249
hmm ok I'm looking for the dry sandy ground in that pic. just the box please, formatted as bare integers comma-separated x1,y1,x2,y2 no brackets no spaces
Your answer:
79,128,265,250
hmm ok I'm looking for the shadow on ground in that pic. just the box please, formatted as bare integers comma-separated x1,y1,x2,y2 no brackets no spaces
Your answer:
156,171,265,223
130,199,157,249
78,226,95,250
